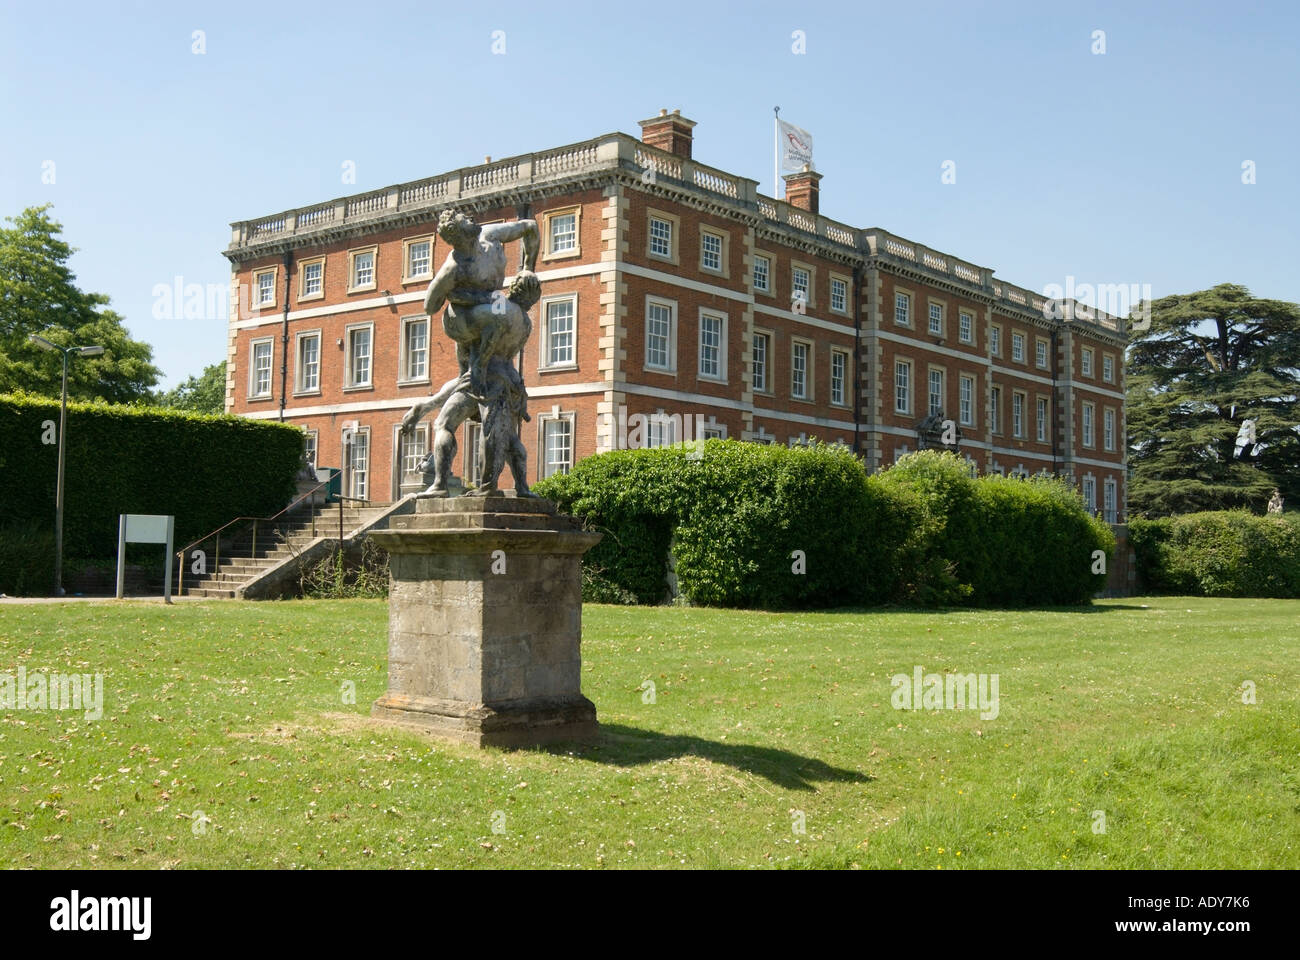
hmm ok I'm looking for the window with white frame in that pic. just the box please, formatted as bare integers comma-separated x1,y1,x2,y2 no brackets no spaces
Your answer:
347,428,369,500
299,259,324,301
1103,354,1115,383
302,430,317,470
700,229,724,273
1082,476,1097,515
928,303,943,336
895,359,912,414
645,299,675,371
543,296,576,368
1036,396,1048,442
348,247,376,292
1081,347,1094,376
753,254,771,293
648,215,673,260
464,423,483,485
1082,402,1095,447
895,292,911,326
792,267,810,308
752,331,770,393
646,414,675,449
1036,338,1048,368
991,324,1002,355
699,311,725,380
830,277,848,314
250,339,273,397
991,386,1001,433
401,317,428,381
1104,408,1115,451
542,416,574,478
1012,332,1025,363
401,424,429,476
791,340,810,399
548,211,577,255
959,374,974,426
255,269,276,308
404,238,432,280
830,349,847,406
1012,391,1025,437
928,368,944,417
346,325,373,387
1104,478,1117,523
296,332,320,393
959,311,973,343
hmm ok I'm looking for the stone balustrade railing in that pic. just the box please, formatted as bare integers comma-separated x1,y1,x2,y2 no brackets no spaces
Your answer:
228,133,1124,336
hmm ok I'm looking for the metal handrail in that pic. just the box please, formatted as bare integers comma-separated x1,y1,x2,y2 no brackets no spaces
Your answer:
175,476,367,595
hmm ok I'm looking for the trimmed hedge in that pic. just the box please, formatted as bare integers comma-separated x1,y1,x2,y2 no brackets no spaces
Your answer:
1130,511,1300,598
537,443,1112,609
0,393,306,594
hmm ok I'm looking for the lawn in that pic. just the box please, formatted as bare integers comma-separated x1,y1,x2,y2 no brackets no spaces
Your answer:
0,596,1296,869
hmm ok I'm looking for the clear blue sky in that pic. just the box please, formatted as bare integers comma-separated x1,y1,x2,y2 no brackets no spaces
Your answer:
2,0,1296,388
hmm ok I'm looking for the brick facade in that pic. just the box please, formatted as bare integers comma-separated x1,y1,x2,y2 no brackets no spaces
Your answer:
224,111,1127,519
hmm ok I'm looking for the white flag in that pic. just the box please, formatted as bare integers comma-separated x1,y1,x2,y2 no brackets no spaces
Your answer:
778,119,814,171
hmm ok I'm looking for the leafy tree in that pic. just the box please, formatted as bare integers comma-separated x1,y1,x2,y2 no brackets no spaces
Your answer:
156,361,227,414
1127,284,1300,517
0,205,160,402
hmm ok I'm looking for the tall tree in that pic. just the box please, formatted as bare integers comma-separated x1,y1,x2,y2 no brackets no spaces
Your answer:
1127,283,1300,517
156,361,227,414
0,205,160,402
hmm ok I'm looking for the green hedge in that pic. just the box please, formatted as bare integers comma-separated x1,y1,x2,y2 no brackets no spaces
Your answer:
537,444,1112,609
1130,511,1300,597
0,393,306,594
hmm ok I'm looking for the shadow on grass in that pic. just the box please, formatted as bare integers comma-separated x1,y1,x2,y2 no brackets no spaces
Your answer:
547,722,872,792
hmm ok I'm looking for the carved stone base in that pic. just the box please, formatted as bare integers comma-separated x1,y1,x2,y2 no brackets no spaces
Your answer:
367,495,602,749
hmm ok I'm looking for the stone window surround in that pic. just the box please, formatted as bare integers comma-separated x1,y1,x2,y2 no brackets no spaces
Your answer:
247,335,275,400
697,306,728,383
646,207,681,266
401,235,435,284
347,244,379,294
698,224,730,279
643,293,678,374
343,320,375,390
398,315,431,385
541,205,582,262
297,257,325,303
293,328,322,396
538,293,580,371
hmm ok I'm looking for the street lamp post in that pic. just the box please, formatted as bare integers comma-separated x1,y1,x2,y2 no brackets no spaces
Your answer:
29,334,104,596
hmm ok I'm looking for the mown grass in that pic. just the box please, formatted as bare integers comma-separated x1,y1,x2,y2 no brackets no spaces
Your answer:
0,596,1295,869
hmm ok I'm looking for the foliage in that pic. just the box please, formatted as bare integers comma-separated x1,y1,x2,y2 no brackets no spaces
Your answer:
298,539,390,599
1130,510,1300,598
0,205,160,402
539,444,1110,609
1127,284,1300,517
155,361,227,415
0,393,305,591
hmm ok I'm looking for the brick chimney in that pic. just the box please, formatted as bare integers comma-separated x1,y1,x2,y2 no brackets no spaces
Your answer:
638,108,696,159
783,165,823,214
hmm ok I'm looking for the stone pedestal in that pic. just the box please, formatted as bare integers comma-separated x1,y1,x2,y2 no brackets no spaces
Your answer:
366,495,602,747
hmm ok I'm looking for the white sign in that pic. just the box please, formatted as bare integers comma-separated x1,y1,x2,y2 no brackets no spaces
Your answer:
116,514,175,602
124,514,172,544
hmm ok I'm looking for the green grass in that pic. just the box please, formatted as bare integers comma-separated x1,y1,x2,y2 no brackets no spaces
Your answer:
0,597,1296,869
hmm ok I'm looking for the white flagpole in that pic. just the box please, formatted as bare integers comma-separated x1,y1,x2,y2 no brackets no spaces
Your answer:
773,106,780,199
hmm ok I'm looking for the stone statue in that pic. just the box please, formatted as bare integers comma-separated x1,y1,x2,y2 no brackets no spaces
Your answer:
1268,489,1284,514
400,209,541,497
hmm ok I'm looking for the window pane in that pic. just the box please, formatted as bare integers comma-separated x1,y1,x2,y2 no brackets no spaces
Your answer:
353,251,374,287
754,257,769,291
550,214,576,252
792,342,808,398
753,333,768,392
929,304,942,335
408,241,430,277
700,314,722,378
303,262,322,296
701,232,722,271
543,420,571,476
831,278,847,313
928,370,943,416
547,300,575,366
300,335,319,390
647,303,671,368
831,351,845,405
350,329,371,384
406,319,428,379
895,361,910,412
649,218,672,258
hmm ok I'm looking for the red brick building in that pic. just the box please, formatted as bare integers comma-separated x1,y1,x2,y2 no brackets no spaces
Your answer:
223,109,1128,520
